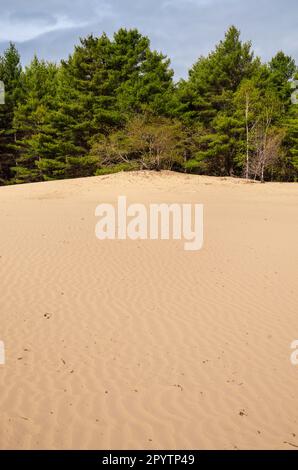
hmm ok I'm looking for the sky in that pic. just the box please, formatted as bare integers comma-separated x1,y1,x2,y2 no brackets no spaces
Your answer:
0,0,298,79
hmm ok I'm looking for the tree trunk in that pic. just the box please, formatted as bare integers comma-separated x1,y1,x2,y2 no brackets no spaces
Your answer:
245,94,249,179
260,164,265,183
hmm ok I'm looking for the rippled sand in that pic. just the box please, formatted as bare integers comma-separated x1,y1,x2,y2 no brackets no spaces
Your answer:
0,171,297,449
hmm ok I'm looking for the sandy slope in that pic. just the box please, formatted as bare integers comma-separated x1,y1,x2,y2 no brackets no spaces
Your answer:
0,171,297,450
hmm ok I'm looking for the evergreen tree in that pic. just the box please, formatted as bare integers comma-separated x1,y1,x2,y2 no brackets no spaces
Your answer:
268,51,296,107
0,27,296,184
0,43,22,184
284,104,298,180
176,26,257,125
12,56,59,183
176,26,259,175
44,29,174,180
112,29,174,115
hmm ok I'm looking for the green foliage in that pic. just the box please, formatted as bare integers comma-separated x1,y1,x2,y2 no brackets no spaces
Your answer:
268,52,296,107
12,56,59,183
283,104,298,179
90,114,186,171
0,27,297,184
0,43,22,183
175,26,297,180
176,26,257,125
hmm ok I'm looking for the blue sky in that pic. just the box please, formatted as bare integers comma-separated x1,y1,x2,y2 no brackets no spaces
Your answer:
1,0,297,78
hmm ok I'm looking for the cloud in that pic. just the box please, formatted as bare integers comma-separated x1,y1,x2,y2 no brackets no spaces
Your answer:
0,0,114,42
0,0,297,78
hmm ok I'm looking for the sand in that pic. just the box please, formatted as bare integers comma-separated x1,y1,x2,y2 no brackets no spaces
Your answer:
0,170,297,450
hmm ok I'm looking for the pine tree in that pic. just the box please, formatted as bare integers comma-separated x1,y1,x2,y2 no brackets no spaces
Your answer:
12,56,59,183
268,51,296,107
112,29,174,115
0,27,297,184
0,43,22,184
46,29,174,179
284,104,298,180
177,26,257,125
177,26,258,175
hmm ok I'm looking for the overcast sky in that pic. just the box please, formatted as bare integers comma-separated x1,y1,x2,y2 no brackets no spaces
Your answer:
0,0,297,78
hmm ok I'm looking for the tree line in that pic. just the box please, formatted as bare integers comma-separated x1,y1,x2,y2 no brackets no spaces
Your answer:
0,26,297,185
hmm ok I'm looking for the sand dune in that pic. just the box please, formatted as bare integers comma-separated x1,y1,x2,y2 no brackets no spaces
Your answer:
0,171,297,449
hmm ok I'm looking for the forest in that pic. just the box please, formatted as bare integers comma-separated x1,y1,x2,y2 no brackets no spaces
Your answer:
0,25,297,185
